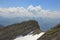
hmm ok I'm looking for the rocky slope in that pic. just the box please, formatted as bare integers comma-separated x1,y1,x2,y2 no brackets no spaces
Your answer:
0,20,41,40
38,24,60,40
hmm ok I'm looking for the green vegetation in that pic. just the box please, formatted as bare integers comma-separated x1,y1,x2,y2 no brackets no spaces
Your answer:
38,24,60,40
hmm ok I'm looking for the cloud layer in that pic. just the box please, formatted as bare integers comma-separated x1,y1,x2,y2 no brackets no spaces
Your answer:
0,5,60,30
0,5,60,18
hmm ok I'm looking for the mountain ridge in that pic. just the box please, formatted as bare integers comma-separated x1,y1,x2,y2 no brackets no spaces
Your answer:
0,20,41,40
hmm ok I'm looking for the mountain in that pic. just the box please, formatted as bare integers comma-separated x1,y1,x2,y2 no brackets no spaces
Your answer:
0,20,41,40
0,25,4,31
0,25,3,27
0,16,60,31
38,24,60,40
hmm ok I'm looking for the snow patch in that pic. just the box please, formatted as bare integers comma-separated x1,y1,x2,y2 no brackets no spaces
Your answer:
14,32,45,40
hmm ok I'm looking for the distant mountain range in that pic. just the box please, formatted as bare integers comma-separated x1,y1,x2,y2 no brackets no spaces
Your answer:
0,20,41,40
0,25,3,27
0,25,4,31
38,24,60,40
0,16,60,31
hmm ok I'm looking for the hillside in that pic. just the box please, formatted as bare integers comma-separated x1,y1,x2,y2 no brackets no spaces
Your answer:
38,24,60,40
0,20,41,40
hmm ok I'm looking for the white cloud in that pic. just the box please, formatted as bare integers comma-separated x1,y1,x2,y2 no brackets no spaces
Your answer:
0,5,60,18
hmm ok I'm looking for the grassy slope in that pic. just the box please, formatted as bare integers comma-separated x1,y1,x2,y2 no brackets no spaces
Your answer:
38,24,60,40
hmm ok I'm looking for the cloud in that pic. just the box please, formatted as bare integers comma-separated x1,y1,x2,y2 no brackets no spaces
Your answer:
0,5,60,18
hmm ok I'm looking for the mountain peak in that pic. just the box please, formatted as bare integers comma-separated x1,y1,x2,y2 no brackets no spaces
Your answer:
0,20,41,40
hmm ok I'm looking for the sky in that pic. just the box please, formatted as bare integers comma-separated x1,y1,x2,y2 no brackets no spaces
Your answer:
0,0,60,18
0,0,60,11
0,0,60,30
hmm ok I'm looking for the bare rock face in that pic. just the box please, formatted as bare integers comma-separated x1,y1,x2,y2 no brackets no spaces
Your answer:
0,20,41,40
38,24,60,40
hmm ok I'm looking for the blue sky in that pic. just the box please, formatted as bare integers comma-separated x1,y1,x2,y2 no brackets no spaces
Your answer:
0,0,60,11
0,0,60,30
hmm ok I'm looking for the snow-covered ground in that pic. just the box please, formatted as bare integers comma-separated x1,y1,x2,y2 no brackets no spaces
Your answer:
14,32,45,40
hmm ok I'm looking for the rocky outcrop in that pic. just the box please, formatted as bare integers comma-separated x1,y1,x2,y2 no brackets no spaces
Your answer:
38,24,60,40
0,20,41,40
